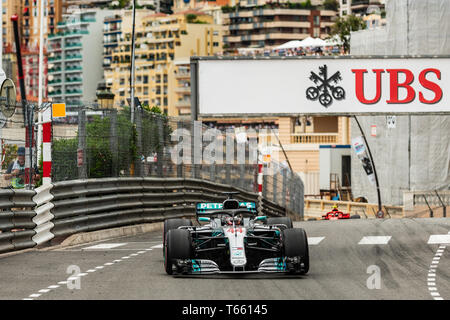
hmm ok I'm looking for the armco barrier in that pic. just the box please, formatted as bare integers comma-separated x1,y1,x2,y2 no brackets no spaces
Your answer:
0,177,293,255
0,189,37,254
50,177,287,238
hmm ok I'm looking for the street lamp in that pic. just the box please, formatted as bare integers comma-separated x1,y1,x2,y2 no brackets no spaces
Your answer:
96,81,115,109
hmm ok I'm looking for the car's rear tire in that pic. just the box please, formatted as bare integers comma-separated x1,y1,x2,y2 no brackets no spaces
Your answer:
163,218,192,253
267,217,293,229
282,228,309,274
164,229,193,275
350,214,361,219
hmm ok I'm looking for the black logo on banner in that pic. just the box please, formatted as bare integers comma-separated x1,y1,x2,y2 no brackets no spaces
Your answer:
306,65,345,107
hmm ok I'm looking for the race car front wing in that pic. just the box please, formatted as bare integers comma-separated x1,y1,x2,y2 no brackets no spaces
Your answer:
172,257,306,274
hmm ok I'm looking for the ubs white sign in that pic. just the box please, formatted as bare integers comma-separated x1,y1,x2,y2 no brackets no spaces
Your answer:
196,57,450,116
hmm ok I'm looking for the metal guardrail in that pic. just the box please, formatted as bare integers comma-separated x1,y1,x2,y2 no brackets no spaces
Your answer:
50,178,288,238
0,189,37,254
0,177,294,254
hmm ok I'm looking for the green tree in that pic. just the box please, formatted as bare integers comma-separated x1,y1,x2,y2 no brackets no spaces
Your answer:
323,0,338,11
51,107,172,181
330,14,366,53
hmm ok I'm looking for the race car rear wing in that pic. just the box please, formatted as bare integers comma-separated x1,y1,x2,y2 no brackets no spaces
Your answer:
196,202,257,215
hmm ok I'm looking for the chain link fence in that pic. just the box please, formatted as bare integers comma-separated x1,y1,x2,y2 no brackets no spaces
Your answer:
51,105,304,215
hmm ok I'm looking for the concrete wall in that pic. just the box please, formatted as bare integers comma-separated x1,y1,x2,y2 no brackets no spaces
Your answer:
349,0,450,206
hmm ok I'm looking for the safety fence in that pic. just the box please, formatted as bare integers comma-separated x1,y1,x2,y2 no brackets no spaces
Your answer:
0,189,36,253
51,106,304,214
0,177,290,255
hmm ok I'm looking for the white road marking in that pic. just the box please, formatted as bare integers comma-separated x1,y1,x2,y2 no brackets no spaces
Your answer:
308,237,325,245
83,243,128,250
430,292,440,297
427,235,450,244
23,247,152,300
151,244,163,249
358,236,391,245
427,239,447,300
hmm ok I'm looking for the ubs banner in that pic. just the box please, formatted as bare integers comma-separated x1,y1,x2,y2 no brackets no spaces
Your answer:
195,57,450,116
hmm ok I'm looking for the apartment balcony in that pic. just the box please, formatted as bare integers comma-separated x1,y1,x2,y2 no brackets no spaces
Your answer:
48,79,62,85
290,133,338,144
66,77,83,84
65,42,82,49
175,86,190,93
175,71,190,79
48,33,63,40
65,66,83,73
48,68,62,74
230,21,310,30
65,54,83,61
65,30,89,38
48,56,63,62
175,100,191,108
65,89,83,96
48,90,62,97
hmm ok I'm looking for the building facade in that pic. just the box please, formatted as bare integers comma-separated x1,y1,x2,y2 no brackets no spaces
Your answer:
339,0,385,17
222,6,336,50
104,11,224,116
47,8,113,106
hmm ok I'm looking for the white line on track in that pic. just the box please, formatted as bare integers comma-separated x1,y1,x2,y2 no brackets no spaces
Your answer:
358,236,391,245
23,247,151,300
307,237,325,245
427,236,447,300
83,243,128,250
427,235,450,244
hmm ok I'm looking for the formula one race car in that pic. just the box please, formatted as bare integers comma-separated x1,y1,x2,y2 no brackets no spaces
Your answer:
322,206,360,220
163,192,309,275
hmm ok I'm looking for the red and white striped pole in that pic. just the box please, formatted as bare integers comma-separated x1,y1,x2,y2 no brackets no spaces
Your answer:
257,162,263,196
42,106,52,185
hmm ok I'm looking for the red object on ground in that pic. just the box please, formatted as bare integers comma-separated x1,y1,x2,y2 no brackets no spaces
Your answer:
322,210,350,220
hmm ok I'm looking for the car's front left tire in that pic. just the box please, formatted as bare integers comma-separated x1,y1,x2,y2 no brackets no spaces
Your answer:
164,228,193,275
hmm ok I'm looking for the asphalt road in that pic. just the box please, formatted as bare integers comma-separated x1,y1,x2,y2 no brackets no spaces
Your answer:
0,217,449,300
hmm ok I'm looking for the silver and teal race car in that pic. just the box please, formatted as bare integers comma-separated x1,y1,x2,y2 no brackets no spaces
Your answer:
163,193,309,275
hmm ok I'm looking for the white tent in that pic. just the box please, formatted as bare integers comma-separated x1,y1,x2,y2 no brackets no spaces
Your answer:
325,35,343,46
299,36,327,47
274,40,303,50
